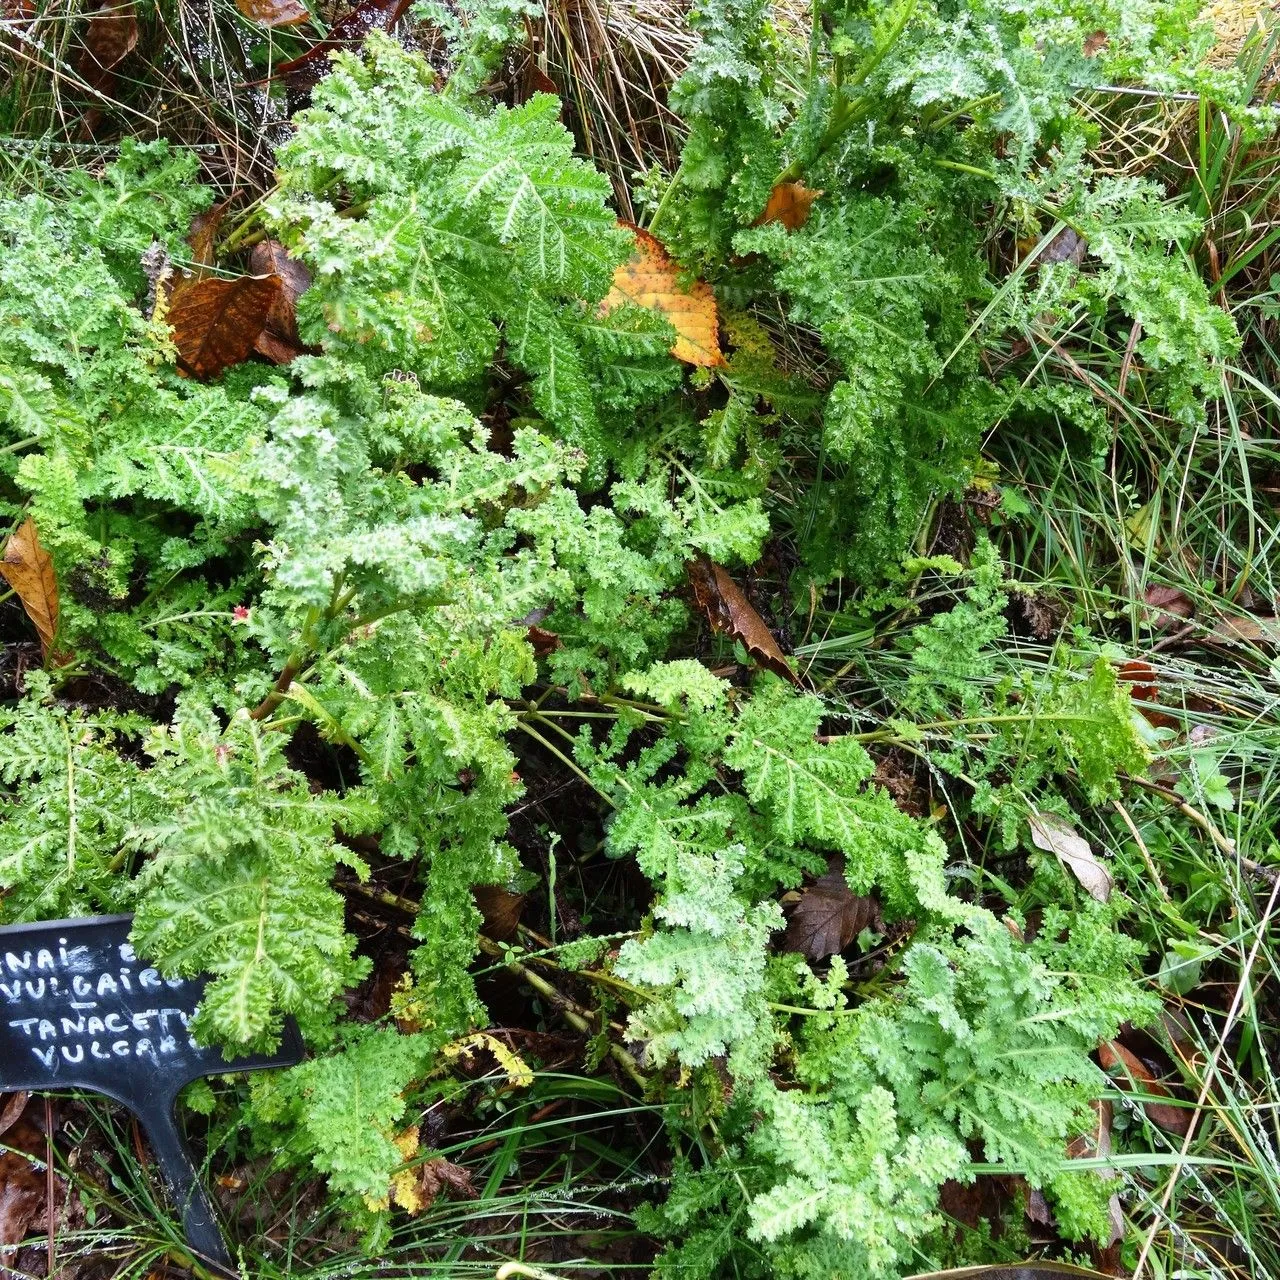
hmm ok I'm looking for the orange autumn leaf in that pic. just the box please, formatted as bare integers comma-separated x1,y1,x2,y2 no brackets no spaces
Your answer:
0,519,60,659
755,181,821,231
603,224,724,367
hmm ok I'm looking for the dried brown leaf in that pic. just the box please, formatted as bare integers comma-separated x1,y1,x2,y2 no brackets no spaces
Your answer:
0,519,60,659
248,239,313,362
1098,1039,1191,1136
1028,810,1112,902
1042,227,1087,266
1083,29,1109,55
416,1156,476,1211
1209,614,1280,646
0,1095,28,1143
687,556,798,684
167,272,282,380
603,224,724,367
1142,584,1194,630
186,198,233,271
234,0,310,27
783,858,881,961
527,66,559,96
526,624,560,659
0,1115,47,1248
473,884,525,941
755,181,822,231
79,0,137,88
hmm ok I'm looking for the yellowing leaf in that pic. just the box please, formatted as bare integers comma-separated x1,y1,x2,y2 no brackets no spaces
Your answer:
755,181,821,231
363,1125,422,1213
603,223,724,367
0,518,60,659
443,1032,534,1089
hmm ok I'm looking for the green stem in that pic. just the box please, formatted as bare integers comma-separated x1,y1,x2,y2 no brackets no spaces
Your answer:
776,0,919,185
646,157,685,239
514,716,614,803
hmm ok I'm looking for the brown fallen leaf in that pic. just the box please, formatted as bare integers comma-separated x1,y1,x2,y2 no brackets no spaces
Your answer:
1041,227,1087,266
275,0,412,97
1045,1098,1123,1246
0,0,35,25
1083,29,1109,56
1210,614,1280,646
687,556,798,685
526,624,561,659
1028,810,1112,902
603,224,725,367
784,856,881,961
167,271,283,380
78,0,138,90
0,1094,29,1142
234,0,310,27
755,181,822,231
416,1155,477,1211
526,66,559,96
472,884,525,941
1098,1039,1191,1136
0,519,60,659
249,239,313,362
1142,584,1194,630
186,198,234,271
0,1113,48,1250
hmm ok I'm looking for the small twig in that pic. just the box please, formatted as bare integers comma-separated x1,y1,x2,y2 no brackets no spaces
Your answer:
476,936,647,1090
1121,774,1237,857
1113,798,1171,902
1116,318,1143,400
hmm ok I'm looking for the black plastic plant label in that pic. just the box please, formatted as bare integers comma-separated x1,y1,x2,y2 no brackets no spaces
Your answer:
0,914,303,1272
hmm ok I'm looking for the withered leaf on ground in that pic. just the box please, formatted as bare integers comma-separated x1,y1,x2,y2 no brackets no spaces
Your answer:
472,884,525,941
0,519,60,659
1209,613,1280,646
186,198,234,271
784,857,881,961
0,1094,28,1142
248,239,313,362
1098,1039,1192,1136
1029,1099,1122,1245
755,181,822,231
1142,584,1194,630
603,224,725,367
78,0,138,89
275,0,411,95
416,1156,477,1211
687,556,798,685
167,271,283,380
0,1112,49,1249
1028,810,1112,902
233,0,310,27
526,66,560,97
